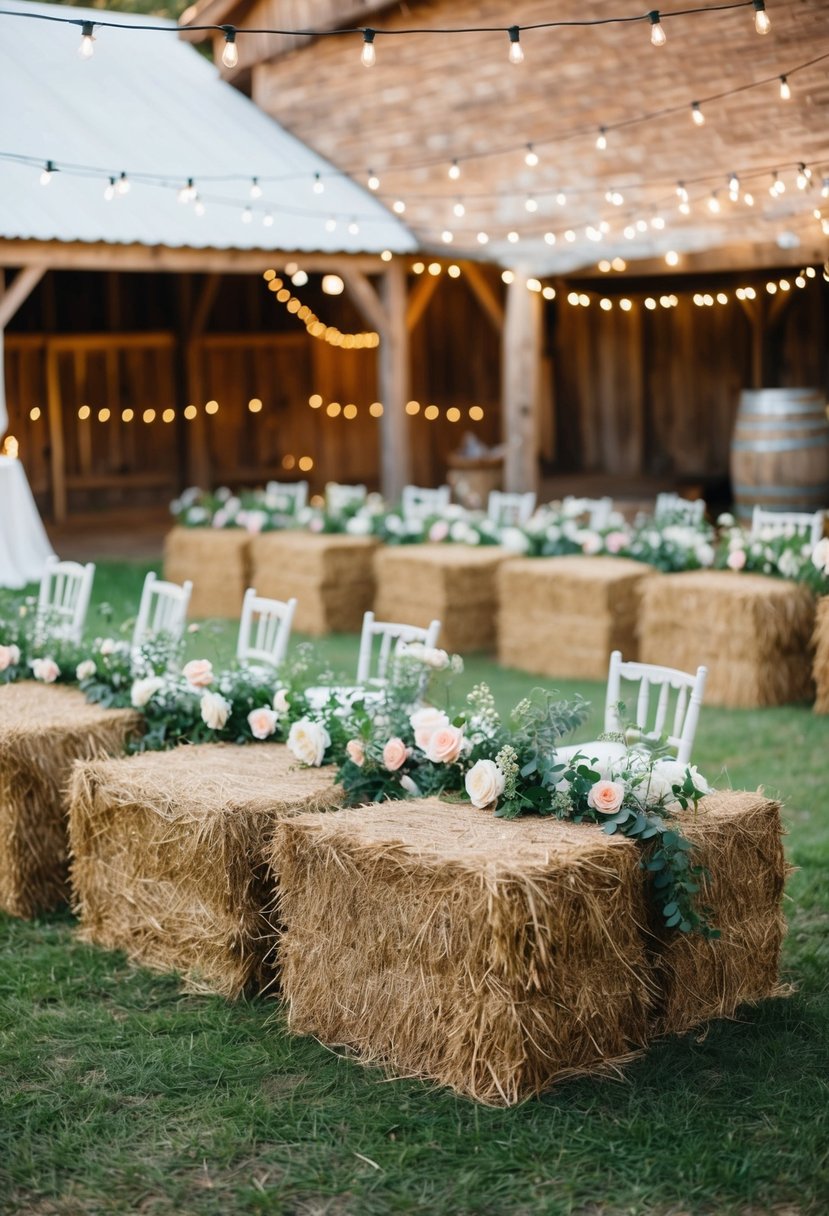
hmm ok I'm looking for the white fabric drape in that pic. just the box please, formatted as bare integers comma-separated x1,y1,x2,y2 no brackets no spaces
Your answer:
0,457,55,589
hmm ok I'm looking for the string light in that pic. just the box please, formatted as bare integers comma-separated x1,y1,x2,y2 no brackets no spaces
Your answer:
313,173,324,195
392,200,405,214
78,21,95,59
770,171,784,196
241,205,253,223
595,128,608,152
477,231,489,245
728,173,740,201
115,171,130,197
103,176,116,202
507,26,524,65
448,159,461,181
250,177,262,199
194,197,206,216
262,210,272,226
822,177,829,199
367,170,380,191
753,0,771,36
524,144,539,167
39,161,54,187
361,29,376,67
525,195,538,212
648,11,666,47
691,102,705,126
177,178,196,204
665,250,680,266
707,191,721,213
779,75,791,100
441,230,454,243
221,26,238,68
453,199,465,217
743,191,754,206
796,163,812,190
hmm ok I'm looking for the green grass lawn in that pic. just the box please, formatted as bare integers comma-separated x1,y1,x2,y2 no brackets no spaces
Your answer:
1,561,828,1215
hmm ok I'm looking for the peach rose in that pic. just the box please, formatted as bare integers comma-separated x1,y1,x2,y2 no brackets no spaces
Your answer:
183,659,214,689
425,724,464,765
727,549,746,571
346,739,365,767
248,706,278,740
383,737,410,772
273,688,290,714
0,644,18,672
287,718,330,767
410,706,449,751
465,759,505,809
200,690,231,731
31,657,60,684
587,779,626,815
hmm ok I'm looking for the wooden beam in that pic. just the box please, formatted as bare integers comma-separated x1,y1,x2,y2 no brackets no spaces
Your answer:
406,273,440,331
45,346,67,523
189,273,222,339
502,273,542,494
0,266,45,328
377,260,411,501
341,269,388,338
462,262,504,332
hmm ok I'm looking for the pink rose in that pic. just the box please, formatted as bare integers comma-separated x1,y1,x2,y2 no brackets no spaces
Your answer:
410,707,449,751
727,549,747,571
31,657,60,684
429,521,450,542
383,737,410,772
587,779,626,815
605,530,628,555
346,739,365,767
425,725,464,765
0,645,17,672
309,517,324,533
248,706,278,740
581,532,602,556
183,659,213,688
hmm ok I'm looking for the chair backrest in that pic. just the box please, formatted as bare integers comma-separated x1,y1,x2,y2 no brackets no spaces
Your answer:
751,505,825,548
37,556,95,644
604,649,707,766
401,484,451,522
265,480,308,513
326,482,367,514
655,492,706,526
236,587,297,669
132,572,192,650
488,490,537,527
562,495,614,531
356,611,442,686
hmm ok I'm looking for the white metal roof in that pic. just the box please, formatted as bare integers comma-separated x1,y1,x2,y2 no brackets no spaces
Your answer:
0,0,416,255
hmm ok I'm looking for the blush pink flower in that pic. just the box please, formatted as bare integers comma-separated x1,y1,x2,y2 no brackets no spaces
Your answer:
183,659,214,688
247,706,278,740
425,724,464,765
605,530,628,555
727,549,747,571
346,739,365,767
31,657,60,684
429,520,450,543
383,737,410,772
587,779,626,815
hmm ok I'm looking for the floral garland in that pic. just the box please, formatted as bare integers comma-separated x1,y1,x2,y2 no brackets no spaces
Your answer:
715,514,829,592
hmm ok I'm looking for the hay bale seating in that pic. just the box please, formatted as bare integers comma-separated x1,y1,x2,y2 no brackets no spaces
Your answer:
374,544,510,653
498,555,654,679
813,596,829,714
69,743,342,998
0,684,141,919
272,799,654,1106
249,532,378,635
640,570,815,708
163,526,250,619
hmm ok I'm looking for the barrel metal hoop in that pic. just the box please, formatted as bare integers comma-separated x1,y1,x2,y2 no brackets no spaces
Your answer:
732,436,829,453
739,397,827,416
732,482,829,498
735,418,829,432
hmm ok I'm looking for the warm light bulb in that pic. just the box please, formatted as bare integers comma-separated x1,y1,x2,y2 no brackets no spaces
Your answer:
743,192,754,207
822,177,829,199
221,28,238,68
448,159,461,181
361,29,376,67
262,212,273,227
194,198,206,216
525,195,538,212
728,174,739,199
103,177,115,202
241,206,253,223
556,191,566,206
665,250,679,266
524,144,539,167
477,231,489,245
392,199,405,214
250,178,262,199
348,220,360,235
596,127,608,151
678,201,691,215
115,171,130,196
508,26,524,64
707,192,720,213
676,183,689,203
177,178,195,204
367,170,380,191
796,164,811,190
78,21,95,59
39,161,54,187
753,0,770,34
779,75,791,100
313,173,324,195
453,200,465,217
325,217,337,232
441,230,454,244
691,102,705,126
648,11,666,46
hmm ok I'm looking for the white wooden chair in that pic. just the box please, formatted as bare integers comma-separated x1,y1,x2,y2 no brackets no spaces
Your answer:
326,482,367,514
132,572,192,650
305,612,442,710
562,495,614,531
751,505,825,548
655,492,706,526
488,490,537,527
401,484,451,522
36,556,95,644
265,479,308,513
236,587,297,671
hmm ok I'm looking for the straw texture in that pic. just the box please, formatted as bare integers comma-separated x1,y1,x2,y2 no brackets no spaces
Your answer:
649,790,788,1036
250,532,378,634
498,556,654,678
640,570,815,707
813,596,829,714
163,526,250,618
272,799,654,1106
0,683,141,919
374,545,510,653
69,743,343,998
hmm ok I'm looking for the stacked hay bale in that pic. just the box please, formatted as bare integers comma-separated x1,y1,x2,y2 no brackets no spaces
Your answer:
374,545,509,653
271,800,654,1106
649,790,788,1036
640,570,815,707
163,526,250,618
0,684,141,919
250,532,378,635
813,596,829,713
69,744,342,998
498,555,654,679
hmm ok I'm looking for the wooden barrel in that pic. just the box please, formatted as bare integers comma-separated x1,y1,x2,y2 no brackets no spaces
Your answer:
730,388,829,519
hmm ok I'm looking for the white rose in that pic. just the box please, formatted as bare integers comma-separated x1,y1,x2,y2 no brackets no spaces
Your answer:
399,774,420,796
9,644,20,665
346,515,371,536
422,647,450,670
811,537,829,575
465,759,506,809
99,638,117,656
76,659,97,681
653,758,711,798
273,688,290,714
200,690,231,730
31,657,60,684
287,718,331,767
409,706,449,751
131,676,165,708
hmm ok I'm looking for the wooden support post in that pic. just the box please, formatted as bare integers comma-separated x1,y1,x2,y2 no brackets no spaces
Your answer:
378,261,411,502
406,274,440,332
45,346,67,523
0,267,46,436
184,274,221,489
462,262,505,332
501,272,542,494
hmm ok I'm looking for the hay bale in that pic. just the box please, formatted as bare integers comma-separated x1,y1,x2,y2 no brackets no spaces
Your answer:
650,790,788,1037
498,556,653,679
639,570,815,707
249,532,378,635
163,526,250,619
272,799,653,1106
813,596,829,714
374,545,510,653
69,743,342,998
0,684,141,919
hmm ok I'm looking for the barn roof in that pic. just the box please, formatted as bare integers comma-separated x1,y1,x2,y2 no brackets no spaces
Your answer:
0,0,416,256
